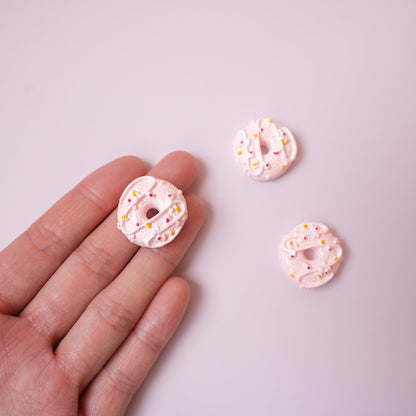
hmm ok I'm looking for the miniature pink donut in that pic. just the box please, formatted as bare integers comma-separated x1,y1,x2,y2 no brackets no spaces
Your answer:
279,223,343,288
117,176,188,248
234,118,297,181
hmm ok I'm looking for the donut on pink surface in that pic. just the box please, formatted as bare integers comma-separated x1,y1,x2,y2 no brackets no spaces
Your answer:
234,118,297,181
117,176,188,248
279,223,343,288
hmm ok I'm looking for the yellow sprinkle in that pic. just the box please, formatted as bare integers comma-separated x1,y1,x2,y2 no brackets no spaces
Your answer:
289,241,293,246
281,164,286,169
122,214,126,221
157,178,162,182
318,274,322,278
132,191,137,197
146,222,151,228
321,240,325,245
269,119,273,123
171,231,175,236
175,207,180,213
334,257,338,261
291,274,295,278
282,139,287,145
238,151,242,155
253,163,259,167
303,224,308,229
253,133,258,138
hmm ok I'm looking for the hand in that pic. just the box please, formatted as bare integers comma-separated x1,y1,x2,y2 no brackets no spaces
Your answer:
0,151,205,416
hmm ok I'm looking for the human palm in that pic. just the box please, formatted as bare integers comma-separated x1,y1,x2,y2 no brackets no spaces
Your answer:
0,151,205,415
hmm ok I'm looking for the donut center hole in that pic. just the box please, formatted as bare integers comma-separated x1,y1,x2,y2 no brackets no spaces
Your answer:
260,142,270,154
303,248,315,260
146,208,159,219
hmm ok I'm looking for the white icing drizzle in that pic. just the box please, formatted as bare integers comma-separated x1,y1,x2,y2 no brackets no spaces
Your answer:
281,223,329,255
295,268,334,283
269,120,288,161
239,120,265,177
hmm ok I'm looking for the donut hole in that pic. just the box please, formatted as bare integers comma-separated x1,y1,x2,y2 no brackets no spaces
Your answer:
146,208,160,219
303,248,315,260
260,142,270,154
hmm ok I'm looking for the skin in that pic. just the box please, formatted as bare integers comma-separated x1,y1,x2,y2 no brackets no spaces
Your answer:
0,151,206,416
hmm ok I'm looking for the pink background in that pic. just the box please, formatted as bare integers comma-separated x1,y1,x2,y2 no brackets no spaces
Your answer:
1,1,415,415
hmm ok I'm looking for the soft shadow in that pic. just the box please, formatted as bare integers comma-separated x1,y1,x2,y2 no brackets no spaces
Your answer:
186,154,208,196
290,127,304,169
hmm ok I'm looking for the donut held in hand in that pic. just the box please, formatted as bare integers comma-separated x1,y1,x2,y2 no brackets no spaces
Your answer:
117,176,188,248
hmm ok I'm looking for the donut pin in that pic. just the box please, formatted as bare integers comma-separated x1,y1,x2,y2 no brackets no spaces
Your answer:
279,223,343,288
117,176,188,248
234,118,297,181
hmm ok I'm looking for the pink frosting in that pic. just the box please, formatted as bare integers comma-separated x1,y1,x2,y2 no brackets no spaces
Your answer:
234,118,297,181
279,223,343,288
117,176,188,248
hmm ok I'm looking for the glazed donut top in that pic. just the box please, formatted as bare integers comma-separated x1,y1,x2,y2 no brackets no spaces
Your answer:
117,176,188,248
279,222,343,288
234,118,297,181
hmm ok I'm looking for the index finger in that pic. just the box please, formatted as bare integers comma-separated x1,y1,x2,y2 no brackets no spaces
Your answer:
0,156,147,315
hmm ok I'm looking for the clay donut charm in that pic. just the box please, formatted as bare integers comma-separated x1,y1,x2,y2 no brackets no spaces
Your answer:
279,223,343,288
117,176,188,248
234,118,297,181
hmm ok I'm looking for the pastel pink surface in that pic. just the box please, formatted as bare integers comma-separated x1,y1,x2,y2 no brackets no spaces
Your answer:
234,118,297,181
279,222,343,288
117,176,187,248
1,2,415,416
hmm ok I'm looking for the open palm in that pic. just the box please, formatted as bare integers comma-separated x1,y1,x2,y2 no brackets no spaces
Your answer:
0,151,205,416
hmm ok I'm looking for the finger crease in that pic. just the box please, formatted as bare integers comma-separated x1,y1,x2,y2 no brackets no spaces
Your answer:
23,293,67,341
105,366,138,396
91,294,136,335
55,350,92,391
74,241,120,282
135,324,165,356
74,183,111,215
26,219,72,259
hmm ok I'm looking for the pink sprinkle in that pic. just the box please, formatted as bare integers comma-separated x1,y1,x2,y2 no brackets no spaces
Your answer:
304,237,307,240
128,199,131,202
240,140,244,144
260,128,264,132
274,151,279,155
282,131,286,136
266,164,270,167
291,255,294,258
315,227,318,230
136,223,140,226
307,266,311,270
166,218,170,223
158,236,161,240
149,193,153,197
329,248,332,251
325,271,328,275
168,194,172,197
